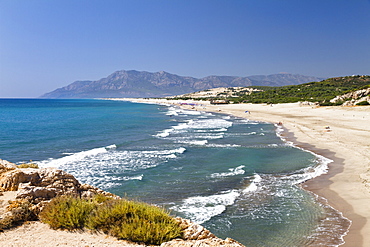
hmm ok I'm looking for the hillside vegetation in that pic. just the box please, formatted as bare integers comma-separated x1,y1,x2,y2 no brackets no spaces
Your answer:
173,75,370,105
233,75,370,105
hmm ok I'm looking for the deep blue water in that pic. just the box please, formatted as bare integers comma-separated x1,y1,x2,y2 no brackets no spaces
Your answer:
0,99,349,246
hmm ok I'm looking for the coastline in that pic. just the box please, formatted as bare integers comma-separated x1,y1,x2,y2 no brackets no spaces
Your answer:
115,98,370,246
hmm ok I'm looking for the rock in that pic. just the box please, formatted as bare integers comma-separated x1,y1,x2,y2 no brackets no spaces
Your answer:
163,218,245,246
0,160,117,213
161,237,245,247
175,218,215,240
330,88,370,105
0,159,17,173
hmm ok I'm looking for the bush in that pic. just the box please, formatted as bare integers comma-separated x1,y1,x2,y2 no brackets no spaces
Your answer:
0,199,36,230
87,199,183,245
17,163,39,168
39,195,96,230
356,101,370,105
40,196,183,245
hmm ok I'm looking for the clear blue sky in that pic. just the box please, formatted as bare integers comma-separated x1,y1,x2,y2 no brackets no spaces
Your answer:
1,0,369,98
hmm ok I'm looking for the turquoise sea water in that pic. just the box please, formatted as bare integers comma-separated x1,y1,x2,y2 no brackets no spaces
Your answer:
0,99,350,246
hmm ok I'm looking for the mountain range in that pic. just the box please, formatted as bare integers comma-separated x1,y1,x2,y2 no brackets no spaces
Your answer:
40,70,326,98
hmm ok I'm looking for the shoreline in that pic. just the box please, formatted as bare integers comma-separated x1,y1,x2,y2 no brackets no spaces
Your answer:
113,98,370,246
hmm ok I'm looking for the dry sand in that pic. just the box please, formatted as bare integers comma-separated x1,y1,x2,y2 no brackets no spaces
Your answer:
0,220,145,247
123,98,370,247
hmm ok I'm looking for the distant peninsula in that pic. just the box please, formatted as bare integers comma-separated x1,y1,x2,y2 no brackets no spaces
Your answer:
40,70,325,98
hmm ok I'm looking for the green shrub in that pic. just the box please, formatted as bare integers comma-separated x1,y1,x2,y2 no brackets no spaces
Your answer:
356,101,370,105
39,195,96,230
40,196,183,245
87,199,183,245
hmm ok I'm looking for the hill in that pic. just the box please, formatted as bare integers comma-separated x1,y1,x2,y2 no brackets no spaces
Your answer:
40,70,324,98
176,75,370,106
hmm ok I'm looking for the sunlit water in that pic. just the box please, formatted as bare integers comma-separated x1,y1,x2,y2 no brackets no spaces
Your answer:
0,99,350,246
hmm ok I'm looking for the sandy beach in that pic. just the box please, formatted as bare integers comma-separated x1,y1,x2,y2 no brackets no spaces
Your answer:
121,98,370,247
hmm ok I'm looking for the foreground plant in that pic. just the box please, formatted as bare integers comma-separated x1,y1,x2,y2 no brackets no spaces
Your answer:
0,199,36,231
87,199,183,245
16,162,39,168
39,195,96,230
39,195,183,245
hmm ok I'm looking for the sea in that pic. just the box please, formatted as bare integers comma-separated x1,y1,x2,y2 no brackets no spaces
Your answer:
0,98,351,246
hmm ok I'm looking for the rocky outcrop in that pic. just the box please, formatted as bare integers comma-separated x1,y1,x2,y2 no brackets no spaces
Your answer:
330,88,370,106
0,160,116,207
159,218,244,246
0,159,245,246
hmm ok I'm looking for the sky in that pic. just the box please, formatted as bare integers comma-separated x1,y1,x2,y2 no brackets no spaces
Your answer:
1,0,369,98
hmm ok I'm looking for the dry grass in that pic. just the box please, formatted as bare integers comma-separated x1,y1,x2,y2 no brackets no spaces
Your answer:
39,195,183,245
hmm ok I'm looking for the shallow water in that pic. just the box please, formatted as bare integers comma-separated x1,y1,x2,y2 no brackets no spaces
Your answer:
0,99,350,246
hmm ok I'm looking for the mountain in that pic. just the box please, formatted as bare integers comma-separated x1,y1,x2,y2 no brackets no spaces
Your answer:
40,70,325,98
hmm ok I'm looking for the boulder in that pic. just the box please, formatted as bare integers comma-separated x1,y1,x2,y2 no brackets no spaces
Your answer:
160,238,244,247
330,88,370,105
160,218,245,246
0,159,17,173
0,160,117,209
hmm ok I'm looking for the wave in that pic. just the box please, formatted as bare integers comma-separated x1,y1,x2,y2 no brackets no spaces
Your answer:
37,146,186,189
194,128,228,132
210,165,245,178
142,147,186,156
170,190,240,224
206,144,241,148
243,174,262,193
170,118,232,132
155,117,232,146
37,144,117,168
179,140,208,145
155,128,174,137
286,155,331,185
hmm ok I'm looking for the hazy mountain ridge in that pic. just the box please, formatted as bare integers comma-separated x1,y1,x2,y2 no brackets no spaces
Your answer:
40,70,326,98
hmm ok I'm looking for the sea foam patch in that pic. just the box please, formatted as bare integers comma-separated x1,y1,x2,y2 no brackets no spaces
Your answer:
210,165,245,178
37,146,186,189
243,174,262,193
171,190,240,224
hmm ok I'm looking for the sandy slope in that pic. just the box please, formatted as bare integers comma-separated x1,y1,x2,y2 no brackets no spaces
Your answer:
0,220,145,247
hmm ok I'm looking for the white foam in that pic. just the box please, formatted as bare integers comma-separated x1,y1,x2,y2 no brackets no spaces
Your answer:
37,144,116,168
142,147,186,155
37,146,185,189
180,140,208,145
243,174,262,193
155,128,174,137
165,107,179,116
271,122,333,184
173,121,192,130
210,165,245,178
192,134,224,139
172,118,232,131
206,144,241,148
287,154,331,185
179,110,202,115
195,128,227,132
171,190,240,224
